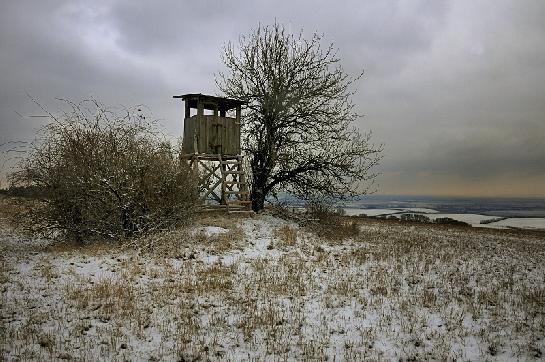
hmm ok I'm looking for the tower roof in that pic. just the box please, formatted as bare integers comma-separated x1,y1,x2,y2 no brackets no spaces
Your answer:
173,93,244,111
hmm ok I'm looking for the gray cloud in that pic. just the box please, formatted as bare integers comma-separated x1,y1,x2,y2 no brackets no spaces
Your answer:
1,0,544,196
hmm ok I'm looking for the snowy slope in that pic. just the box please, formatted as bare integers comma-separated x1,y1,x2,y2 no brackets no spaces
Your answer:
2,215,544,360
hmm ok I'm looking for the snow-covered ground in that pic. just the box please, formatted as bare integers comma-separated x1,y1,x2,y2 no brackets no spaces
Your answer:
343,207,439,217
344,208,402,217
489,217,545,230
426,213,499,226
2,214,545,360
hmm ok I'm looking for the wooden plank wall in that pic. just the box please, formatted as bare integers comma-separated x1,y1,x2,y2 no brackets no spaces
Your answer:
182,115,240,155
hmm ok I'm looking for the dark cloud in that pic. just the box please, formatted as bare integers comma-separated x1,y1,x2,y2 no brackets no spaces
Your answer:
0,0,544,196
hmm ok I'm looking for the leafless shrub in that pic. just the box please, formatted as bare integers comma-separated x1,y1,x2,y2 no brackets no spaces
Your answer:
9,100,199,242
304,199,359,241
434,217,470,226
400,213,431,223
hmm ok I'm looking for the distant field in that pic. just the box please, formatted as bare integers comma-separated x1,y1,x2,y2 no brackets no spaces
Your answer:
344,207,545,230
342,194,545,218
1,206,544,360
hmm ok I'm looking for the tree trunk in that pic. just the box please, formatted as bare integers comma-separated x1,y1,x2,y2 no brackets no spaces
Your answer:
250,150,270,212
251,165,268,212
251,187,266,212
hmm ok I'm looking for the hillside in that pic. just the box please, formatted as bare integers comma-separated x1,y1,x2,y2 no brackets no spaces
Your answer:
1,205,544,360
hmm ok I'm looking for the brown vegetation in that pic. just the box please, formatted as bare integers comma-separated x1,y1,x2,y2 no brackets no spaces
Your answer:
303,200,360,241
8,100,199,242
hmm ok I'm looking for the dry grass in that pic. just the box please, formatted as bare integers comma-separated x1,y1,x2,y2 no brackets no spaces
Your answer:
306,215,360,242
2,214,544,360
129,212,247,258
195,226,245,254
0,195,38,235
273,225,298,247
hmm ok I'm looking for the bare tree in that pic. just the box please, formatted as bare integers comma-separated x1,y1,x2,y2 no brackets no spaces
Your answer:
217,23,383,211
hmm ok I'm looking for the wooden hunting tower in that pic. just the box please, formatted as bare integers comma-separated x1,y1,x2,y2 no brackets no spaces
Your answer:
175,94,242,156
173,93,251,213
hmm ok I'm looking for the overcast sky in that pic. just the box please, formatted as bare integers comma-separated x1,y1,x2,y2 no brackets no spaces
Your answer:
1,0,544,196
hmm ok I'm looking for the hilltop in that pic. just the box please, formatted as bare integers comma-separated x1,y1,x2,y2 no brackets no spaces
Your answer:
1,200,544,360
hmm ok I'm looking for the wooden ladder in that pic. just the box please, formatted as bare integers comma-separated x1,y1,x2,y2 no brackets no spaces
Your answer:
219,155,252,214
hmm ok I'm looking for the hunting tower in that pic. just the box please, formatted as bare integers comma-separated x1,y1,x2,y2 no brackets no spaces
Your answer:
173,93,251,212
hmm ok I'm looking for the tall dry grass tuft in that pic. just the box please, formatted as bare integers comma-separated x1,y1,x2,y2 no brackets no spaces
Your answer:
273,225,298,246
304,200,360,241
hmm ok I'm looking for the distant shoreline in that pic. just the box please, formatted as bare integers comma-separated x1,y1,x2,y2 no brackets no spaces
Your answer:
341,194,545,218
343,207,545,231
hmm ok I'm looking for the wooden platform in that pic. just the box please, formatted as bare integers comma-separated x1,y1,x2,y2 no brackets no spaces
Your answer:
182,153,253,214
